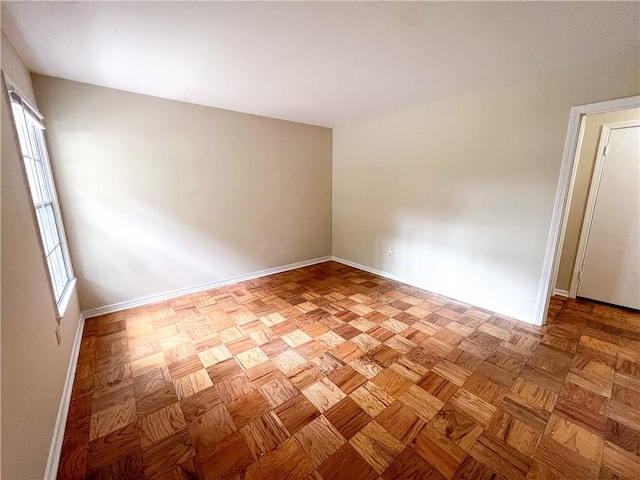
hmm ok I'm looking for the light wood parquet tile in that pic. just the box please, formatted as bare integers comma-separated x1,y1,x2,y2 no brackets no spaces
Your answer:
316,331,346,349
383,446,446,480
294,414,346,466
349,381,394,417
240,410,290,460
259,375,299,408
601,440,640,479
92,379,134,414
302,378,346,413
311,352,345,375
372,367,413,397
135,383,179,418
461,371,505,406
93,363,131,390
324,396,372,440
375,400,425,445
173,368,214,400
330,342,365,365
272,349,307,373
89,397,136,442
349,355,385,379
57,262,640,479
327,365,367,395
187,403,236,452
432,359,473,386
177,386,220,423
131,352,165,378
245,436,315,480
350,421,404,474
141,428,195,479
447,388,495,427
274,393,320,435
139,402,186,449
286,363,324,391
413,423,467,478
544,412,604,464
195,431,252,479
509,377,557,412
469,431,532,480
86,422,140,474
197,344,232,367
427,405,484,453
487,409,541,458
317,443,379,480
225,388,271,429
399,384,445,422
132,364,171,399
501,394,550,433
245,359,280,387
533,435,600,479
390,355,429,382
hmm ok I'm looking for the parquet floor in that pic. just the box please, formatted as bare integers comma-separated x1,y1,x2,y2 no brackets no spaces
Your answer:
58,261,640,480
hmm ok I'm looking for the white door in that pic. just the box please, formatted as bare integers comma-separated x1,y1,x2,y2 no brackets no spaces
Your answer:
577,121,640,310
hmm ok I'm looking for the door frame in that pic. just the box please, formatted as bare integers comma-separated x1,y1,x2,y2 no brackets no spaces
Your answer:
570,119,640,298
535,95,640,325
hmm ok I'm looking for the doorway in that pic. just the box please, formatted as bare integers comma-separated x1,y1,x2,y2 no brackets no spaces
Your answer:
570,118,639,309
558,111,640,307
536,96,640,325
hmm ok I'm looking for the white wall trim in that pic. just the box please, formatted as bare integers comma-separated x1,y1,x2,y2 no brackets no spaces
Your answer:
553,289,569,297
82,256,332,318
557,115,587,299
44,313,86,480
331,256,413,287
535,95,640,326
332,256,524,322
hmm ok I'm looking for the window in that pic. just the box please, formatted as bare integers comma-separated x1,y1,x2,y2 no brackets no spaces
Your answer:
7,84,76,317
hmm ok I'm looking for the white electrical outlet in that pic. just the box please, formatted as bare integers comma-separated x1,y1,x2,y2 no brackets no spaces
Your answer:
387,250,393,258
55,326,62,345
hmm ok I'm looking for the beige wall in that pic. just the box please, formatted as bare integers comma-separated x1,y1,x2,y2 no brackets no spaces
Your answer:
333,51,640,323
1,33,82,479
32,75,332,311
556,107,640,292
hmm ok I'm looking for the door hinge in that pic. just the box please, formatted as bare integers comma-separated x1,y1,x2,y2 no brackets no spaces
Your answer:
603,144,609,156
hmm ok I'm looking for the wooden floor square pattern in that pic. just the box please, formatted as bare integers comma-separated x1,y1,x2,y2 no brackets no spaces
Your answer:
58,261,640,479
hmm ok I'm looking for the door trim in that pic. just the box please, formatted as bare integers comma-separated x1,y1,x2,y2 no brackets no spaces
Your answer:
535,95,640,326
570,119,640,298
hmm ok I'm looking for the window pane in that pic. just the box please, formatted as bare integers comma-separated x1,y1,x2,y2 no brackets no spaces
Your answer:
48,245,68,300
37,205,60,255
27,123,41,158
11,103,32,157
54,246,70,294
23,157,43,205
47,249,62,299
33,159,52,204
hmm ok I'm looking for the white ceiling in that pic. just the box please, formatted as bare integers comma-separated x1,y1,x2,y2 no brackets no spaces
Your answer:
2,2,639,127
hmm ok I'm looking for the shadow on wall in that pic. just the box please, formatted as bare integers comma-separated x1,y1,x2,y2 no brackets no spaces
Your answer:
74,191,324,311
76,195,252,310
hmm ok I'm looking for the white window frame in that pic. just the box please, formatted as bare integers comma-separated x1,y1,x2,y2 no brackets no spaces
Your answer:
5,76,76,318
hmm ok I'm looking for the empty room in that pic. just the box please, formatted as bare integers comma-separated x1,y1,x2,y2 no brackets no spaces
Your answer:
1,2,639,479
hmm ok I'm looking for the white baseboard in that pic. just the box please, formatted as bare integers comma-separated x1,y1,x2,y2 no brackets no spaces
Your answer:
553,289,570,297
82,256,332,318
331,256,412,286
331,256,532,324
44,313,85,480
